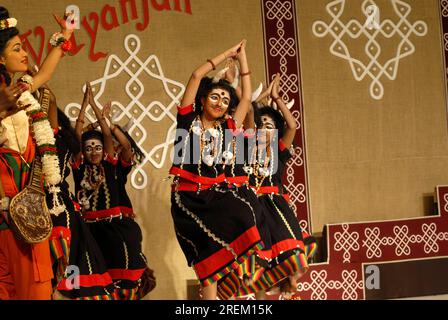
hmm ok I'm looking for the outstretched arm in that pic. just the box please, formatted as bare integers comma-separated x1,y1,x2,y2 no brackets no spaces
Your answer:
47,88,58,129
30,13,74,92
180,40,246,107
271,73,297,148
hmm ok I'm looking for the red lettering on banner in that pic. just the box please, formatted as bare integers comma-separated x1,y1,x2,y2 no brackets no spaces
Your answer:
120,0,139,24
68,33,86,57
82,12,108,62
152,0,171,11
101,5,120,31
20,0,193,64
173,0,192,14
136,0,150,31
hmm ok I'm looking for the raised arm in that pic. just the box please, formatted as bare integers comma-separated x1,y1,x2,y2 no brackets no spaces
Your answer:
87,83,115,157
232,40,252,129
255,80,274,105
30,13,74,92
224,60,242,99
75,83,90,143
47,87,58,129
271,73,297,148
103,102,133,163
180,40,246,107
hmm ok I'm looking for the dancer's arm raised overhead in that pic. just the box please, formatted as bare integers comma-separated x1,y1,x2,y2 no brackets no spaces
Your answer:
271,73,297,149
102,102,133,163
74,83,90,143
86,83,115,157
181,40,246,107
231,40,252,129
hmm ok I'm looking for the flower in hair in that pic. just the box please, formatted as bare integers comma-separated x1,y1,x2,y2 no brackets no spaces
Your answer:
0,18,17,30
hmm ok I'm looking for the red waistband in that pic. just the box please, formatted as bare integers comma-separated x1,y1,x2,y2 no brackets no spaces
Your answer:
172,180,216,192
170,167,226,185
82,207,134,221
225,176,248,186
251,186,280,195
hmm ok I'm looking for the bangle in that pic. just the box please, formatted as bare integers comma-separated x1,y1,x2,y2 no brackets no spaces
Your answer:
241,71,251,77
49,32,72,53
207,59,216,70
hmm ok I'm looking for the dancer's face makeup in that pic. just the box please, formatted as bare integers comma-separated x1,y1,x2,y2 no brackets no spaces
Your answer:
0,36,28,74
202,88,230,119
84,138,103,165
258,115,276,144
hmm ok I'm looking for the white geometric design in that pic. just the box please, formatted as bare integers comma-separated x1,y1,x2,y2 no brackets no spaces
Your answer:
442,0,448,17
297,269,363,300
285,146,306,209
299,219,309,232
362,223,448,259
266,0,298,103
444,193,448,213
312,0,428,100
333,224,360,263
444,33,448,51
363,227,386,258
65,34,185,189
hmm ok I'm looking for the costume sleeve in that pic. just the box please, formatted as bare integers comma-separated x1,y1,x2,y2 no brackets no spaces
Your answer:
278,139,292,164
176,104,197,129
118,157,133,176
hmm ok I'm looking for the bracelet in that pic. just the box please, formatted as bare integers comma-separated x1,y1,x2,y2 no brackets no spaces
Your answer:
49,32,72,53
207,59,216,70
240,71,251,77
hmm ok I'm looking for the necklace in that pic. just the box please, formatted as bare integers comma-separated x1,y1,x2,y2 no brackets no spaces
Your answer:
249,142,274,191
78,164,106,211
10,116,30,169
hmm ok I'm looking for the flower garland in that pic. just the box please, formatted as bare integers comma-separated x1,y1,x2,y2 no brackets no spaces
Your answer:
0,17,17,30
16,82,65,216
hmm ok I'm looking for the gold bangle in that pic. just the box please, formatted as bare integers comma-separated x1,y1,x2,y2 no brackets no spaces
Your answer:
207,59,216,70
241,71,251,77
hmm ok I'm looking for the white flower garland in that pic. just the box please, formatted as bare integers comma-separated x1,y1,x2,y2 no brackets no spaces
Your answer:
16,90,65,216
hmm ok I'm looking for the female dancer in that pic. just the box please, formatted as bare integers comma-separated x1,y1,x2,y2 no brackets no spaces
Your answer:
72,83,154,300
37,82,117,300
170,40,268,300
210,60,273,299
0,6,74,299
237,74,316,299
